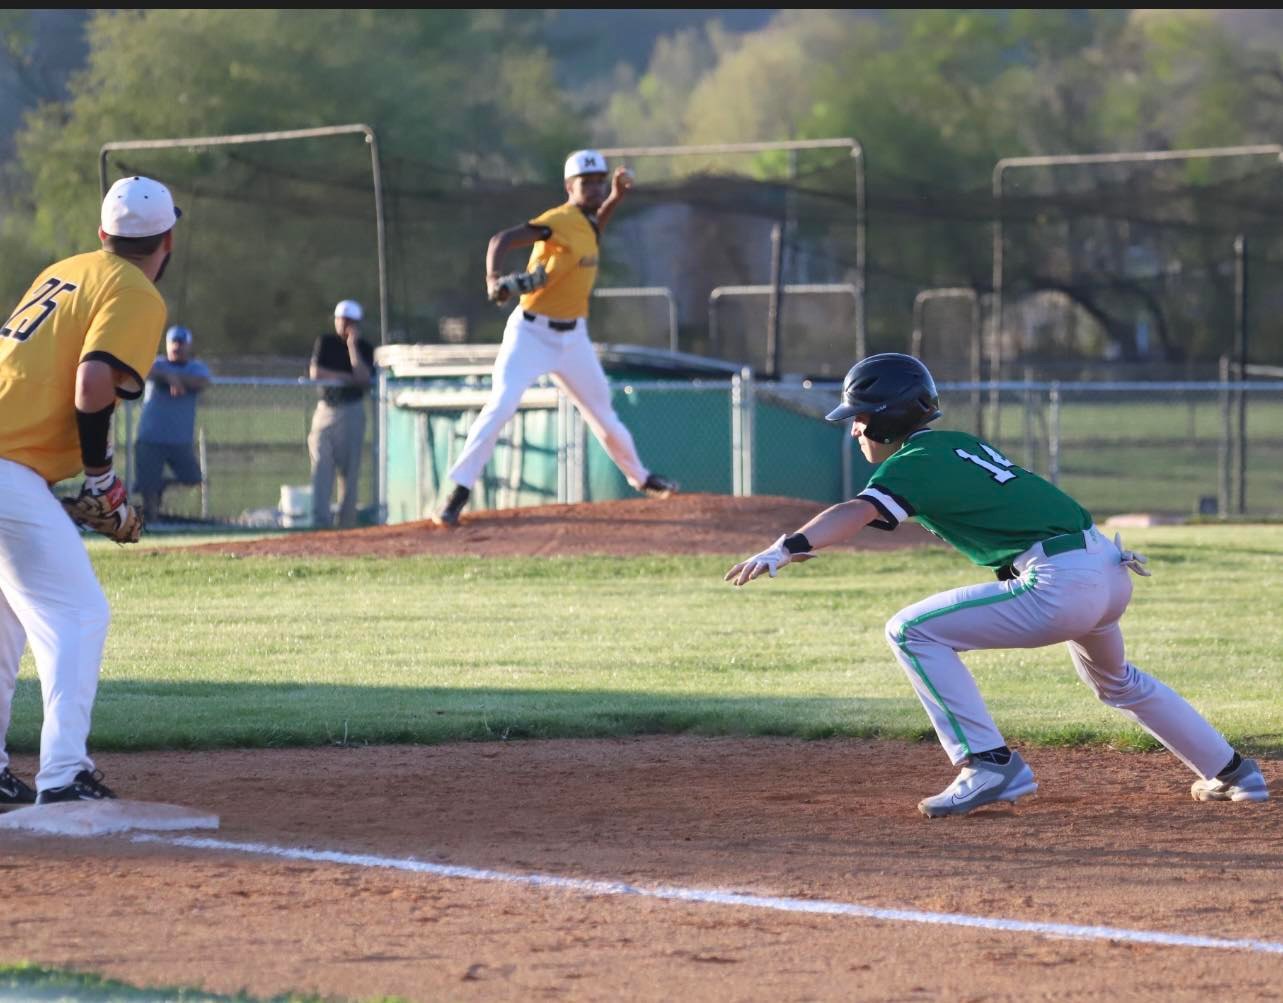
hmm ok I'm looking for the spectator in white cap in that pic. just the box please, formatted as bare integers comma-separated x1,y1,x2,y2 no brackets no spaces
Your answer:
133,324,212,522
307,298,375,528
431,147,677,528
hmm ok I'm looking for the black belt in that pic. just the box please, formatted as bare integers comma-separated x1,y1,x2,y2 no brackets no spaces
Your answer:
995,530,1088,580
523,310,577,331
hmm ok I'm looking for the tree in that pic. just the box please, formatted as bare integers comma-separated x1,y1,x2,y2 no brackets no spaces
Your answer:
5,10,581,352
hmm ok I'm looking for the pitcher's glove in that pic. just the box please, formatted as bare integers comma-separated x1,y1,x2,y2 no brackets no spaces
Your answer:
488,263,547,305
61,471,143,544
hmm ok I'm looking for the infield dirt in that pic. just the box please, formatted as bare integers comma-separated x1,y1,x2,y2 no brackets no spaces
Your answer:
2,495,1279,1002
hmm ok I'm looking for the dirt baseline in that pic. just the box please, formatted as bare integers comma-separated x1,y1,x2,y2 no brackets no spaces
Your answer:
3,496,1280,1001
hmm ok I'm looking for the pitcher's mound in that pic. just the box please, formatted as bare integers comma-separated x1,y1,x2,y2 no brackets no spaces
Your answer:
0,800,219,837
194,494,941,559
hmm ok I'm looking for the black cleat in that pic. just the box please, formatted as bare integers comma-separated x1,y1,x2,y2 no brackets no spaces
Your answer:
432,484,471,529
642,473,679,498
36,769,117,805
0,768,36,810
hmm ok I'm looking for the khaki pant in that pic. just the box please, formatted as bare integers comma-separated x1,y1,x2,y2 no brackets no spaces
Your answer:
308,400,365,528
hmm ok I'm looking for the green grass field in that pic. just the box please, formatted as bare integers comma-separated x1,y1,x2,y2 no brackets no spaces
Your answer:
0,963,358,1003
6,526,1281,757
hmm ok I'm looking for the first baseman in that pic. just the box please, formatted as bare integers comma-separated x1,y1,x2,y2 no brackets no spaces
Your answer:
0,175,179,806
433,149,677,527
726,353,1268,816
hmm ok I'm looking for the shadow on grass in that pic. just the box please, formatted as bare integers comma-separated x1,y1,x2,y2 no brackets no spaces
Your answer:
3,678,936,752
7,678,1279,757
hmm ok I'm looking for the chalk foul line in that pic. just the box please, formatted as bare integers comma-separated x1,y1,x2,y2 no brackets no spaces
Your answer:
132,834,1283,956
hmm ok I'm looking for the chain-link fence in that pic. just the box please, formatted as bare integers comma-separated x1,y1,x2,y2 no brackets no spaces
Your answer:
104,371,1283,527
110,377,377,527
940,381,1283,519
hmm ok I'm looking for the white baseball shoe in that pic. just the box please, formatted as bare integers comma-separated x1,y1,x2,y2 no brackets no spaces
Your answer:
918,751,1038,818
1191,757,1269,802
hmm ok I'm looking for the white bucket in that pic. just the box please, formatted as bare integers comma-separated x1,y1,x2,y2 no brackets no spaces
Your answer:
279,484,313,528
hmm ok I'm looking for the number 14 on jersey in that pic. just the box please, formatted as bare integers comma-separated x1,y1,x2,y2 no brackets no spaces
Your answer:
955,443,1018,483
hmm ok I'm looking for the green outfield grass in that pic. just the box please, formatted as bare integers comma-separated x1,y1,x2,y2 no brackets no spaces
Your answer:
5,526,1281,757
0,963,399,1002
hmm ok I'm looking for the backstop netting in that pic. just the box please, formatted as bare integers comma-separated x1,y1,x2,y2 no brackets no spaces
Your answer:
993,154,1283,380
107,141,867,373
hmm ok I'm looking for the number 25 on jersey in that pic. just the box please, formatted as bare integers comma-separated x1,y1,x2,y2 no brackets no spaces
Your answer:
0,278,78,342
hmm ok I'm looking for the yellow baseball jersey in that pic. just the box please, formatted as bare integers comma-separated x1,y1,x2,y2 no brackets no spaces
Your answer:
0,250,167,483
520,202,600,320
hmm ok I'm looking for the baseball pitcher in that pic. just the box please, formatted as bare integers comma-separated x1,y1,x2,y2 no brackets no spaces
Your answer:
726,353,1268,816
433,150,677,527
0,175,180,806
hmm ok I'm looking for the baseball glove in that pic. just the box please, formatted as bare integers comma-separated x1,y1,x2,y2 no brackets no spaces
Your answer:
61,474,143,544
489,263,547,305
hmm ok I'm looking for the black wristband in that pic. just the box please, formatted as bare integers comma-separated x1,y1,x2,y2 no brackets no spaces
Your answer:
783,532,812,555
75,402,115,469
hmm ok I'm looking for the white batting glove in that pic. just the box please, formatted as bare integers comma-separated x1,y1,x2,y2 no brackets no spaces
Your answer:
724,534,815,587
1113,532,1152,577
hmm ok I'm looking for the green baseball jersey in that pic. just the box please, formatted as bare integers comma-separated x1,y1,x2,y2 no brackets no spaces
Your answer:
858,429,1093,567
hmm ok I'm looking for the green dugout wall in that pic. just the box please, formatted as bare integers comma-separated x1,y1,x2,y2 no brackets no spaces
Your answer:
376,345,874,524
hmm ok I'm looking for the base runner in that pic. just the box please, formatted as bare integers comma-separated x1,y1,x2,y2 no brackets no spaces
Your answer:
726,353,1268,816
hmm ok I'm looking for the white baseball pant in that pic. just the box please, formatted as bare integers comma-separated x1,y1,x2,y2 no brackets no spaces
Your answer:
886,525,1233,779
447,309,650,491
0,457,109,791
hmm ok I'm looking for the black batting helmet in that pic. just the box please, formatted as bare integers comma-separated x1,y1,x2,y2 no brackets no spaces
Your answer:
825,353,942,443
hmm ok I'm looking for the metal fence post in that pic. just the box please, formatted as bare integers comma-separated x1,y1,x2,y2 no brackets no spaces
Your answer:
737,367,755,497
573,402,587,503
766,224,784,378
1218,355,1231,517
1022,366,1037,471
1234,234,1249,516
375,366,387,523
197,426,209,518
556,390,568,504
731,371,743,496
1047,382,1061,487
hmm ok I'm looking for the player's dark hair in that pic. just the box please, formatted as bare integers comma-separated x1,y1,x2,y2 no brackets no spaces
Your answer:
102,231,168,257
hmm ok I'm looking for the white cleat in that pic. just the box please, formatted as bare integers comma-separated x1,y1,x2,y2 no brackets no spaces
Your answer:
1191,758,1269,802
918,751,1038,818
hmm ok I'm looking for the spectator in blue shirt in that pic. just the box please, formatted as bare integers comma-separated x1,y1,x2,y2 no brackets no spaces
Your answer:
133,325,212,521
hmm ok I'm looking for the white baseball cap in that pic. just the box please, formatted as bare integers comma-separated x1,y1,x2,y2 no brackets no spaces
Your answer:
101,176,182,238
564,149,608,179
334,299,363,322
